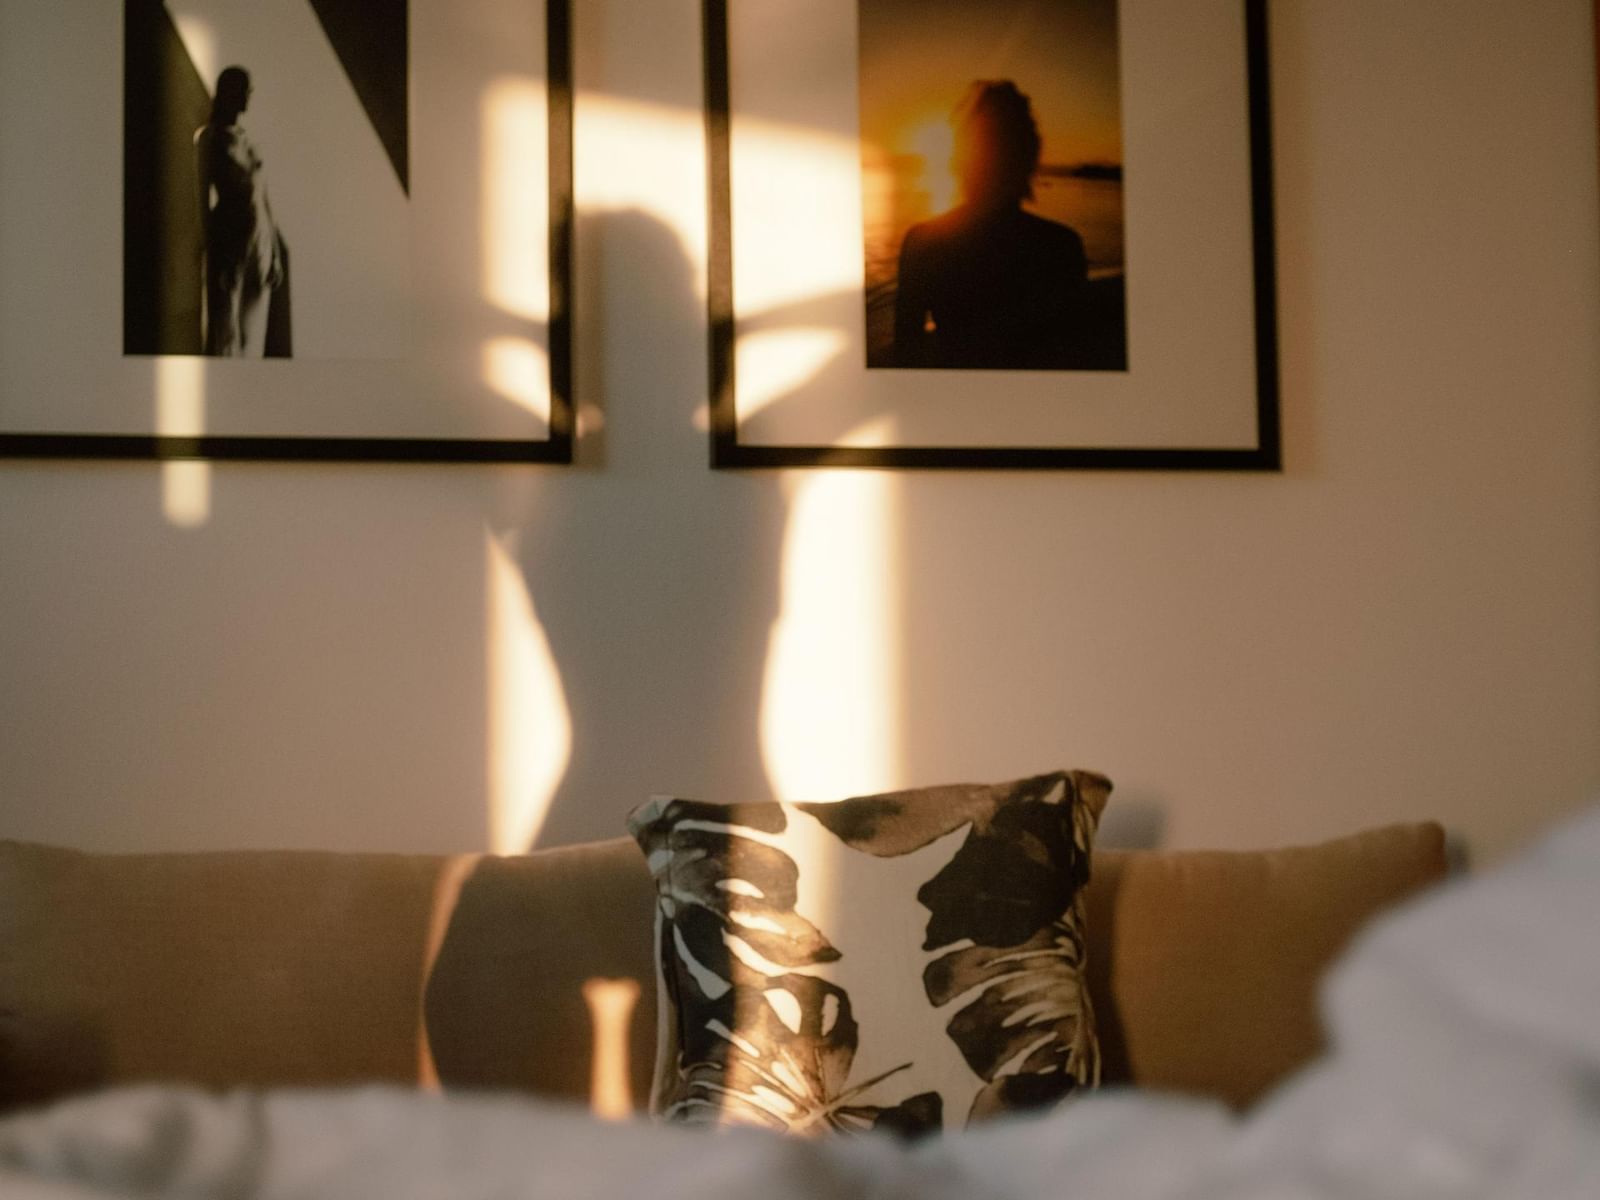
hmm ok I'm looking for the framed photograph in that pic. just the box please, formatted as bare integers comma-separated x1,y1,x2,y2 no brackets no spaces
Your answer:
705,0,1279,470
0,0,572,463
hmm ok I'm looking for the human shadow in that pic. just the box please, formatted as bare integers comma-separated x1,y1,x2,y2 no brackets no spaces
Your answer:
508,208,791,847
505,193,926,850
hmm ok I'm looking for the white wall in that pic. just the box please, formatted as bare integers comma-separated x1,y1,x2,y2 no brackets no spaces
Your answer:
2,0,1597,866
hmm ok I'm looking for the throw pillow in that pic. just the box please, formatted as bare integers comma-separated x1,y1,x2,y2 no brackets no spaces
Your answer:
626,770,1110,1136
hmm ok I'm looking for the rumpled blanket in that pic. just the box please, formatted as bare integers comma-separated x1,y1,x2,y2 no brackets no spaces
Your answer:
3,803,1597,1199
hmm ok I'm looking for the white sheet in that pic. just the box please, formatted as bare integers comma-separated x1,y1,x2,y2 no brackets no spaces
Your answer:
3,802,1597,1199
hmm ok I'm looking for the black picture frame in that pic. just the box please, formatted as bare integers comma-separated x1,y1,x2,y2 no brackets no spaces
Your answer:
705,0,1280,471
0,0,573,464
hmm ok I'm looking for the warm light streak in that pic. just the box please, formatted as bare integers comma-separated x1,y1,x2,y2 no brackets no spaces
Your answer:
760,470,902,801
155,358,210,529
486,530,570,854
729,114,863,314
417,853,484,1091
573,93,706,268
583,977,642,1119
482,78,551,322
720,112,875,436
161,464,211,529
733,327,848,422
482,336,552,421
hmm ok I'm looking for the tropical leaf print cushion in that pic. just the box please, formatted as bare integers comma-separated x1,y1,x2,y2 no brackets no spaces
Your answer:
626,770,1109,1136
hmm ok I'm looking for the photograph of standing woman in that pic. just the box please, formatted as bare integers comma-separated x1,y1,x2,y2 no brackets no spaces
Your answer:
123,1,409,361
196,66,291,357
859,0,1127,371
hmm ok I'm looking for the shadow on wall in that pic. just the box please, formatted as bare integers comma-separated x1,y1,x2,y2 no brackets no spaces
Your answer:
1094,798,1165,851
501,201,929,847
505,208,789,846
498,204,1161,850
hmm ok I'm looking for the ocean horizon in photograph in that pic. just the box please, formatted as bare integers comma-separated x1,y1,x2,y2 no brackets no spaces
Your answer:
858,0,1127,372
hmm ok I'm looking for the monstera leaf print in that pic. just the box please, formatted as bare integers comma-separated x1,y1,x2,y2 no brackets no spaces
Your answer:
921,917,1097,1121
670,971,942,1134
635,798,838,1005
918,774,1102,1121
800,771,1107,1124
631,797,944,1136
794,781,1009,857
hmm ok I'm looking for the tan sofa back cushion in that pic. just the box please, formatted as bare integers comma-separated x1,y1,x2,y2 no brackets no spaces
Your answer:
1086,822,1447,1108
0,839,660,1114
0,843,443,1110
0,823,1444,1114
420,840,659,1105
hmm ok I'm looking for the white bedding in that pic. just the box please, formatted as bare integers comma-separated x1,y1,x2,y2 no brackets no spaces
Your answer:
4,803,1597,1200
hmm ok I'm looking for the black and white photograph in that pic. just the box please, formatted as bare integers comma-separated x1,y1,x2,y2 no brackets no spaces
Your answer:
125,0,411,361
0,0,572,462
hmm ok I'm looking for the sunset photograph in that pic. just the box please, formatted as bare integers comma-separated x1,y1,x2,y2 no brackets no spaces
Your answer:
859,0,1127,371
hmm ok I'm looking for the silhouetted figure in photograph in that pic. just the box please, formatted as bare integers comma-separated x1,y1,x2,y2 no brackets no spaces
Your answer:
893,81,1088,369
196,66,290,357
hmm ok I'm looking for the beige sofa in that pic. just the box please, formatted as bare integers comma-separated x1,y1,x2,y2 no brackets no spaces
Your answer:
0,824,1446,1118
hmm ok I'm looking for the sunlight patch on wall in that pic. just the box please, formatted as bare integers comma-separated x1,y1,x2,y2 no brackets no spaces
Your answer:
573,93,706,268
729,114,862,316
571,94,860,418
733,327,848,422
482,78,551,323
482,335,551,421
761,462,903,802
155,358,210,528
486,530,570,853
